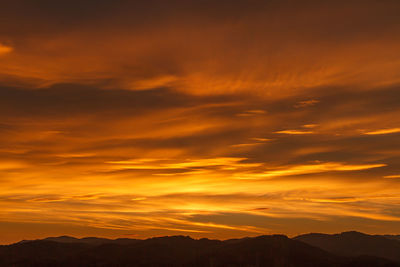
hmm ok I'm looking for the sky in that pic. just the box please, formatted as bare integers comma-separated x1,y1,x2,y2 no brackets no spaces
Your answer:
0,0,400,244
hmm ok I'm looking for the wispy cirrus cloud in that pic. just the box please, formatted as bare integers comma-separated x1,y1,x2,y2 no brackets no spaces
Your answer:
235,162,386,179
274,130,314,135
364,128,400,135
383,175,400,179
294,99,319,108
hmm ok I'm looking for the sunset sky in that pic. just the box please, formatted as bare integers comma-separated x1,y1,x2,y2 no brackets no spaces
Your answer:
1,0,400,244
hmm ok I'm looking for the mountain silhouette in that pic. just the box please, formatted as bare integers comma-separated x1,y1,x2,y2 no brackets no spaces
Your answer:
0,232,399,266
383,235,400,242
295,231,400,263
43,236,140,245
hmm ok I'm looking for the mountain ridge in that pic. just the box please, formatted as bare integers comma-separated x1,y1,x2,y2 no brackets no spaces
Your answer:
294,231,400,263
1,231,399,266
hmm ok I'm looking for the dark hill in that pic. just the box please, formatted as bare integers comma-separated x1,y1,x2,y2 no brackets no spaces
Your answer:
384,235,400,242
0,233,399,266
46,236,141,246
295,231,400,263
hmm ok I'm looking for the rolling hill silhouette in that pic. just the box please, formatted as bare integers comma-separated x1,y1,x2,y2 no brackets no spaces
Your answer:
295,231,400,263
384,235,400,242
0,232,399,266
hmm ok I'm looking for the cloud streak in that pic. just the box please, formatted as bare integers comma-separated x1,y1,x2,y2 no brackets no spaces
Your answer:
364,128,400,135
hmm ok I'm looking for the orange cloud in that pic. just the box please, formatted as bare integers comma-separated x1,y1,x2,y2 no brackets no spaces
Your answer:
236,162,386,179
275,130,314,135
364,128,400,135
294,100,319,108
383,175,400,179
0,44,12,55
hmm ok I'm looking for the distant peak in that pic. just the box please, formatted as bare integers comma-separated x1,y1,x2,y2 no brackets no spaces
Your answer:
44,236,79,242
339,231,368,237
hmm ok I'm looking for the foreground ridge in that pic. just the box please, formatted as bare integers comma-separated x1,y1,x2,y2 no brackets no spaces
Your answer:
1,232,399,267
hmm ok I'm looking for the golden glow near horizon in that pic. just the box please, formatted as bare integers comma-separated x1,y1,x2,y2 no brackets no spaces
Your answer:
0,0,400,244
